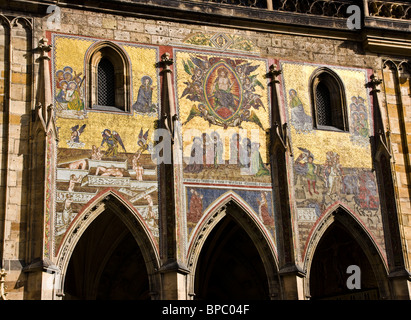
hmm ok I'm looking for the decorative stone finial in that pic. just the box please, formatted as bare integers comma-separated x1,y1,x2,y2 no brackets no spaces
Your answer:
37,38,52,57
267,63,282,82
366,72,382,93
157,52,173,70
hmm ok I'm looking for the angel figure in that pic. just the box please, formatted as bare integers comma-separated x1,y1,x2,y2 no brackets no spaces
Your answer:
67,124,86,148
100,129,127,157
69,124,86,144
181,56,211,103
183,104,202,126
188,55,211,73
180,81,203,102
137,128,151,153
236,62,259,84
242,76,265,111
240,109,265,131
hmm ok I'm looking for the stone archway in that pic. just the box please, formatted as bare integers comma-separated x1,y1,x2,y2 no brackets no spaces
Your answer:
63,209,150,299
304,206,390,300
187,194,281,300
56,191,161,300
193,214,269,299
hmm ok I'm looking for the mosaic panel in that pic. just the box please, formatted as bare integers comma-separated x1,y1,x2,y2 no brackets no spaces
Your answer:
52,34,160,253
175,49,271,184
280,61,385,254
185,186,275,242
183,32,259,54
175,49,276,247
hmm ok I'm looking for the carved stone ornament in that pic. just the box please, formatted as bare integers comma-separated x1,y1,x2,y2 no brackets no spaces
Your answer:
187,205,227,269
368,1,411,20
35,38,57,136
0,269,7,300
278,0,352,18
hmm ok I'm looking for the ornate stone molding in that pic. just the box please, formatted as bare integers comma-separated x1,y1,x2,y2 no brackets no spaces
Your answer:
34,38,58,137
157,52,181,145
0,269,7,300
368,1,411,20
302,205,390,298
56,192,161,298
183,32,260,55
268,64,291,155
202,0,268,8
56,199,107,272
366,72,391,162
277,0,353,17
187,205,227,271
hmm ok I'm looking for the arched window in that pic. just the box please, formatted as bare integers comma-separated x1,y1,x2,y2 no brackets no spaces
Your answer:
310,68,348,131
86,41,130,112
97,58,116,107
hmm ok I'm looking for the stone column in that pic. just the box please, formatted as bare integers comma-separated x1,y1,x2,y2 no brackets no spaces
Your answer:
23,38,60,300
267,64,305,300
363,0,369,17
156,52,189,300
369,68,411,299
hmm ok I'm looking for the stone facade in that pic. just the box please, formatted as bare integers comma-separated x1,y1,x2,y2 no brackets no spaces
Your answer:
0,0,410,300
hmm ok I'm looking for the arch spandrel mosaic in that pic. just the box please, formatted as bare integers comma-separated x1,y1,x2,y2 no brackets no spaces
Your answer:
175,50,271,181
51,33,160,254
174,49,277,248
280,60,386,256
50,35,386,260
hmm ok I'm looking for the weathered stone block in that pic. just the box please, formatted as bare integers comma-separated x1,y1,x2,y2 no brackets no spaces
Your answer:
151,35,173,45
102,18,117,30
129,32,151,44
11,37,28,51
168,27,192,39
118,19,144,32
114,30,130,41
87,16,103,28
145,24,169,36
11,72,29,85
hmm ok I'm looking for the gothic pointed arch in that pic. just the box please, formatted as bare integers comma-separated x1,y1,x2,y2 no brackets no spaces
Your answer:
56,189,161,299
187,191,281,300
303,204,390,299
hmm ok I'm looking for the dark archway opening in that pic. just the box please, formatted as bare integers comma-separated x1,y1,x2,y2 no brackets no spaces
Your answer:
309,222,380,300
194,214,269,300
63,209,150,300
